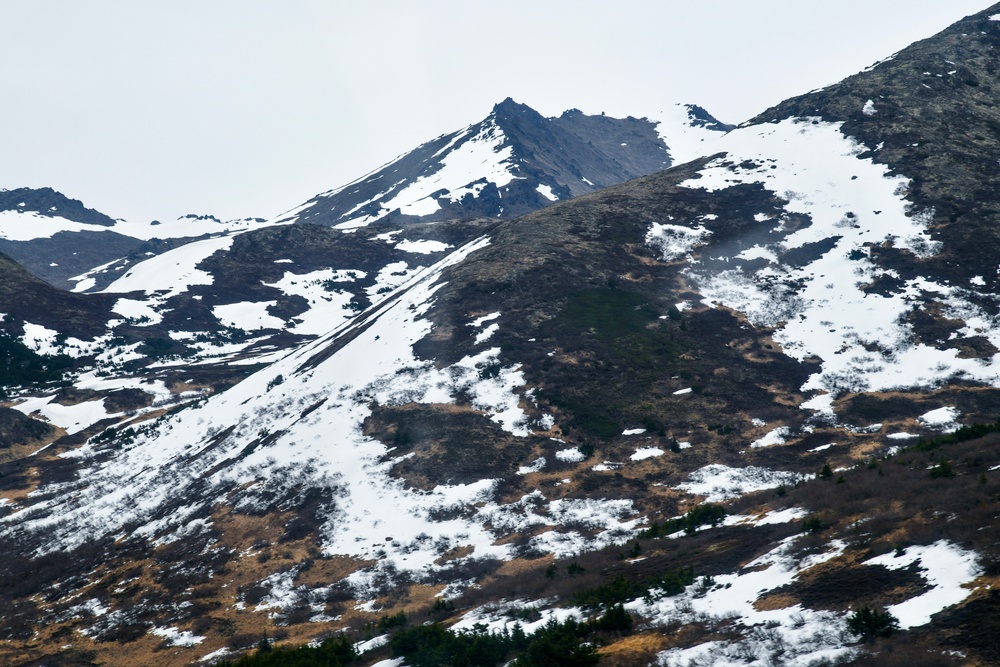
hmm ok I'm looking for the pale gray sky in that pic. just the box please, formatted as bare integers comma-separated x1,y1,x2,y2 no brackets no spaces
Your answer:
0,1,991,223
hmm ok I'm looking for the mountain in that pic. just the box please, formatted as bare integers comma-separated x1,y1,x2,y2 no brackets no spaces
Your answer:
6,8,1000,666
0,101,730,452
0,186,275,290
281,98,730,229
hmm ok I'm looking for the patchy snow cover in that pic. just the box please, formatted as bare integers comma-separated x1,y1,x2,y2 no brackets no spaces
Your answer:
213,301,285,331
865,541,981,628
677,464,811,502
366,260,421,303
630,447,664,461
634,536,853,666
555,447,586,462
725,507,809,527
354,634,390,654
622,428,647,436
919,406,960,431
2,235,637,595
470,312,501,327
517,457,546,475
20,322,110,358
672,117,1000,412
646,223,711,261
111,298,162,325
474,323,499,345
263,268,363,335
151,626,204,647
395,239,453,254
334,119,516,229
751,426,791,448
452,598,582,636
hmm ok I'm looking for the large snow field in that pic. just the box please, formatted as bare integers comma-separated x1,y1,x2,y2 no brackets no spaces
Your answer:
664,117,1000,411
100,234,233,297
0,209,112,241
649,103,729,166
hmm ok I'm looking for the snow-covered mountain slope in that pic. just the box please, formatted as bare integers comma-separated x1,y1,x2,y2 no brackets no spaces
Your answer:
9,8,1000,666
0,186,273,289
280,98,730,230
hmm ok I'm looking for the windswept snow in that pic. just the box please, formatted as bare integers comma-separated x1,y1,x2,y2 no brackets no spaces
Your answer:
672,117,1000,408
677,464,811,501
335,120,516,229
101,235,234,297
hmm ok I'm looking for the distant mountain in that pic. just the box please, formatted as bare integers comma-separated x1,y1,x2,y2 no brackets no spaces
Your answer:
0,187,273,289
0,186,118,227
281,98,730,229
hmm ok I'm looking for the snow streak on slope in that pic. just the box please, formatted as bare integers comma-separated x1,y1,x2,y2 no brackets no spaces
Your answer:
100,235,235,298
111,215,275,241
668,117,1000,412
333,119,516,229
2,236,636,591
650,103,730,165
0,210,112,241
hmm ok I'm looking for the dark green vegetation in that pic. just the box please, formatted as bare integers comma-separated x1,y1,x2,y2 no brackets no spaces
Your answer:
847,606,900,641
637,503,727,538
218,635,356,667
214,611,637,667
0,334,72,391
572,567,695,609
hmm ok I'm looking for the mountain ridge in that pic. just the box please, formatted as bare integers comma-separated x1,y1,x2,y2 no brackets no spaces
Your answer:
283,98,730,229
4,10,1000,665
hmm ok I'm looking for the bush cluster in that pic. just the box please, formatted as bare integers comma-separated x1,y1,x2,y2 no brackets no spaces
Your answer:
637,503,727,539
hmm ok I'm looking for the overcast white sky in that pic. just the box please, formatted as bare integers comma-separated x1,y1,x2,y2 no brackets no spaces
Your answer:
0,1,991,223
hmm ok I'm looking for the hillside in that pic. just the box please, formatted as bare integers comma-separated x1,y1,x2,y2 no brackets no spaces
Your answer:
3,7,1000,667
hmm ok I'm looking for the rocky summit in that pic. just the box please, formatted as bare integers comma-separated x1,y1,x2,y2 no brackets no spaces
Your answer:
3,7,1000,667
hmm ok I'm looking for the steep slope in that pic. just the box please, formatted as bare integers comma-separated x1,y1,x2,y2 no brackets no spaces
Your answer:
282,98,729,229
7,8,1000,667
